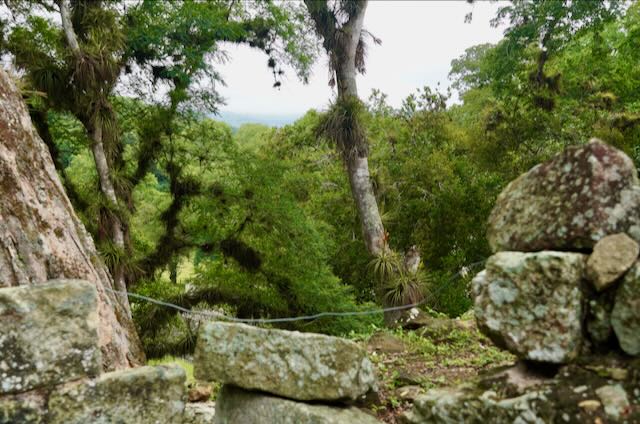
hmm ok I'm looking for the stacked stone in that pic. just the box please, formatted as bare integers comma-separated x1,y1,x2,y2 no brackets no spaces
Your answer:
0,280,187,424
402,140,640,424
475,139,640,362
193,321,380,423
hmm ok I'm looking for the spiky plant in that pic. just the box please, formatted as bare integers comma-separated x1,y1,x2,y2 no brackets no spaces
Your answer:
317,96,368,162
368,249,402,284
383,271,428,308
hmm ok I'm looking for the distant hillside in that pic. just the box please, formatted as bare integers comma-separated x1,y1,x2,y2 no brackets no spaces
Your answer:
216,111,302,129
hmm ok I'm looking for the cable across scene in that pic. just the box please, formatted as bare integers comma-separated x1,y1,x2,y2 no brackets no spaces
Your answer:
104,260,486,325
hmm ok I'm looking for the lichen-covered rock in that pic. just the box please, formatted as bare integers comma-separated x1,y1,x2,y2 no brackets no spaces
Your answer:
401,363,640,424
487,140,640,252
473,251,586,363
47,365,186,424
214,385,381,424
0,391,47,424
194,322,376,402
611,261,640,355
184,402,215,424
587,233,639,291
0,280,101,394
401,387,549,424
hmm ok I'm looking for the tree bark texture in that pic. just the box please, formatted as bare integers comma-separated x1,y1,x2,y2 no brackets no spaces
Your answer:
0,68,144,370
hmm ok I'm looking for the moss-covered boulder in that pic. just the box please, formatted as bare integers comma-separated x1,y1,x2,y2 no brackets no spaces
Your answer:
0,280,101,394
194,322,376,402
473,251,586,363
612,261,640,355
214,385,380,424
487,140,640,252
47,365,186,424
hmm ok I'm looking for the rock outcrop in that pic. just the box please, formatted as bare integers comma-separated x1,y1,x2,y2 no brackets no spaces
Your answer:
194,321,376,402
0,69,143,370
487,140,640,252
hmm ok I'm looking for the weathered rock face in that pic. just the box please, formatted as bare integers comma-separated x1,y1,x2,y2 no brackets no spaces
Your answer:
0,280,101,395
47,365,186,424
611,261,640,355
586,233,639,291
401,363,640,424
194,322,376,402
0,69,143,370
473,251,586,363
487,140,640,252
214,385,380,424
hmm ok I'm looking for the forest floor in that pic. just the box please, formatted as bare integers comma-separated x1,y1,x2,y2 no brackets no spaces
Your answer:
150,311,514,423
360,311,514,423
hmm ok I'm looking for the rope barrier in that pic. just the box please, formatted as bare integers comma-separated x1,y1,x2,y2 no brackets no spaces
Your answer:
104,260,486,324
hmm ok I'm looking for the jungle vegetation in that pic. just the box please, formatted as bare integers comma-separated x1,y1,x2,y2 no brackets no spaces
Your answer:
2,0,639,357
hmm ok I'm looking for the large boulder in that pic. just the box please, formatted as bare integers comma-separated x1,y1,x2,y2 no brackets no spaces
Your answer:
487,140,640,252
586,233,639,291
194,322,376,402
0,68,144,370
47,365,186,424
473,251,586,363
611,261,640,355
0,280,101,394
214,385,380,424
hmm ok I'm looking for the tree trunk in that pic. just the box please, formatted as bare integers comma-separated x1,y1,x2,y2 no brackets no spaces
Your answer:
0,69,145,370
89,122,130,317
332,1,386,257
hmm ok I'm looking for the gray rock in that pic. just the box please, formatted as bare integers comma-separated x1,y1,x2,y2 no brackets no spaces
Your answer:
401,387,549,424
596,384,629,420
0,391,47,424
487,140,640,252
214,385,380,424
184,402,216,424
194,322,376,402
611,261,640,355
473,251,585,363
587,233,639,291
47,365,186,424
0,280,101,394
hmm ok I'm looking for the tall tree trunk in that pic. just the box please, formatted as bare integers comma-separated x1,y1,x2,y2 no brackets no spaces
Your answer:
0,68,145,370
330,0,387,257
59,0,130,311
89,122,130,317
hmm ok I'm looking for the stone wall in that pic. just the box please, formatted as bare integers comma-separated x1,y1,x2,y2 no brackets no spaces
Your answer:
0,280,186,424
402,140,640,423
0,279,382,423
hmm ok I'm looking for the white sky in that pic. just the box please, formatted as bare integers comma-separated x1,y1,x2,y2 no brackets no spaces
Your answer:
216,1,506,116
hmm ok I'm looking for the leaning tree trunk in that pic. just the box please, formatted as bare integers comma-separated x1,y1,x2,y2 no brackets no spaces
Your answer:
333,1,386,257
0,69,145,370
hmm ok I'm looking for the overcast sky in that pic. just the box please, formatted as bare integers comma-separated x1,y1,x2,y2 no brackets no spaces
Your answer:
216,1,506,118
